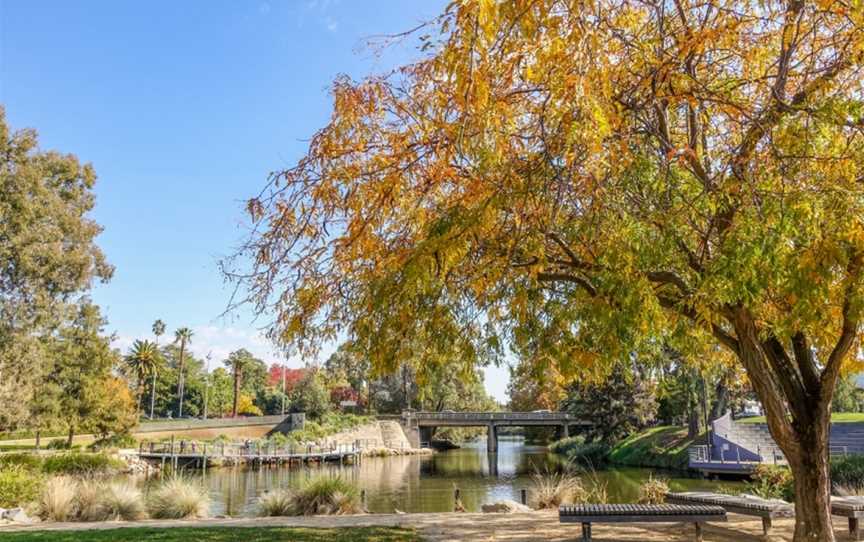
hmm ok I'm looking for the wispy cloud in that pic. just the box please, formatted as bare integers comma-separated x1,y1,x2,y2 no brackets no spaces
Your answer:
305,0,341,33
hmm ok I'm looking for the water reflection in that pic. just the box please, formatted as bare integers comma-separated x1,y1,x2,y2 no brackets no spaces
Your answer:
156,435,742,516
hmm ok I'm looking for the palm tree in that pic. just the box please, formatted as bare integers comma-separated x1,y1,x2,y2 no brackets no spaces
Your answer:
125,340,160,417
150,319,166,419
225,350,251,417
174,327,194,417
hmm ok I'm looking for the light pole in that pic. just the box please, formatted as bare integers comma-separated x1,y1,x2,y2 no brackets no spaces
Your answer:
203,351,212,420
281,363,287,416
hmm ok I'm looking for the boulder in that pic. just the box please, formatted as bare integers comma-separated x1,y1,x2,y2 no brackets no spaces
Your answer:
2,508,33,523
481,500,533,513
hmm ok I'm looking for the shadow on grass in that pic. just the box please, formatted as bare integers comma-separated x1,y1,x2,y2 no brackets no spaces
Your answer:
0,526,421,542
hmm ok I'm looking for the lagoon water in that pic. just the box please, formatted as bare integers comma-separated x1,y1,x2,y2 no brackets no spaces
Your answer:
170,436,743,517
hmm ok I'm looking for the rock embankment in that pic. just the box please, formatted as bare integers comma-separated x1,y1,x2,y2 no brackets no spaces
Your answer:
481,500,533,513
323,421,432,456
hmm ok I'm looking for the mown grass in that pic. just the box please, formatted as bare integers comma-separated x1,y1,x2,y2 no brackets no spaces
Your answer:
0,527,421,542
739,412,864,424
606,426,704,470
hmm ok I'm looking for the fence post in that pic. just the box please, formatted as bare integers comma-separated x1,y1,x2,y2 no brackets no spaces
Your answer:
520,489,527,506
361,489,367,509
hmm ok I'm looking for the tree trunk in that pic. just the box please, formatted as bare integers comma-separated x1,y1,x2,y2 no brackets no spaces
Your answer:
150,371,157,419
177,341,186,418
232,367,241,417
785,422,834,542
137,382,144,416
732,313,839,542
35,430,40,450
66,424,74,448
687,390,701,438
709,377,729,421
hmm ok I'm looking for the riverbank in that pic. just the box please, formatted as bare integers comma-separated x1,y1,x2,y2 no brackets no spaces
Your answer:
607,425,702,470
552,425,702,471
0,510,847,541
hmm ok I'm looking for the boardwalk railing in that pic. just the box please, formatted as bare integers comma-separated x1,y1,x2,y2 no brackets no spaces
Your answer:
139,440,358,458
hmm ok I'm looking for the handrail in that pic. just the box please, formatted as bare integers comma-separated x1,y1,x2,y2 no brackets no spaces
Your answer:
406,411,579,421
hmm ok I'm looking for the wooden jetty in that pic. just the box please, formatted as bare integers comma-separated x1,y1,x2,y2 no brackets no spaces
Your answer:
137,437,361,471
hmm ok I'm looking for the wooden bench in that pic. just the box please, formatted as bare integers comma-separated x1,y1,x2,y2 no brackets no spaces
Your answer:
832,497,864,541
559,503,727,541
667,491,793,536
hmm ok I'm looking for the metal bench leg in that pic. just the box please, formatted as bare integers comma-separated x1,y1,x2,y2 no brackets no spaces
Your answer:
850,518,861,541
762,517,772,537
581,522,592,542
695,522,703,542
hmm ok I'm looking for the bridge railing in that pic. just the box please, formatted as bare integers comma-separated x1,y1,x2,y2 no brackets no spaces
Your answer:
405,411,577,421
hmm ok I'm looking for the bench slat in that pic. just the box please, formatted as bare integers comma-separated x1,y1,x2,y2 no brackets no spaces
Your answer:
560,503,726,518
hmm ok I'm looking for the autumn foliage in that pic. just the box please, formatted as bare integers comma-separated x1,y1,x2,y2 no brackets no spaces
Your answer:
228,2,864,540
267,365,307,392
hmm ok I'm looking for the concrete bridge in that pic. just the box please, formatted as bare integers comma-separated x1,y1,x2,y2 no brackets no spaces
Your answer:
402,411,591,452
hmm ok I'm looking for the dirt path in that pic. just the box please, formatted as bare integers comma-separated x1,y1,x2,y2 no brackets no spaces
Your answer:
0,511,848,541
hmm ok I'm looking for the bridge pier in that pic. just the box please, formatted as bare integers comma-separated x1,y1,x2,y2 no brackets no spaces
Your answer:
419,426,434,448
487,423,498,453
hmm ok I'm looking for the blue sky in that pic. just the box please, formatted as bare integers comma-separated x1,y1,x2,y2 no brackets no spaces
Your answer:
0,0,511,401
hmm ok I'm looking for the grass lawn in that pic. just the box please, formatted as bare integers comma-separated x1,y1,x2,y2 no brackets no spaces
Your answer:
0,527,421,542
738,412,864,424
607,425,705,470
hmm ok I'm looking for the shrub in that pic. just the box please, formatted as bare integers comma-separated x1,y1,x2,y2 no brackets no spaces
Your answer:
41,453,123,476
0,465,44,508
0,452,43,472
47,439,72,450
147,477,210,519
40,476,77,521
637,475,669,504
77,480,146,521
257,488,296,516
549,436,610,467
76,480,106,522
88,433,137,452
267,432,291,447
530,471,590,509
290,477,362,515
748,464,794,501
100,482,147,520
832,455,864,495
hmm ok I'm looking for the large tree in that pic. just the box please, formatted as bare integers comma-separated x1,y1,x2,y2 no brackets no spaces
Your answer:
0,108,112,430
49,301,124,446
227,2,864,539
173,327,193,417
125,340,161,416
224,349,257,417
150,319,167,419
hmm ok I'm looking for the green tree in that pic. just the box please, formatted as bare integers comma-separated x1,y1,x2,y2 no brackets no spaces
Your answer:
173,327,193,417
150,319,167,419
832,375,864,413
224,349,256,417
125,340,160,416
563,370,658,445
205,367,234,418
287,370,330,419
49,301,121,446
0,108,112,431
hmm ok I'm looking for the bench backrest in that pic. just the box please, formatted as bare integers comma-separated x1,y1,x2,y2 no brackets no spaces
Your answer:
560,504,726,518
